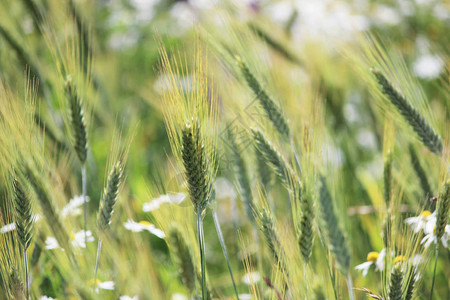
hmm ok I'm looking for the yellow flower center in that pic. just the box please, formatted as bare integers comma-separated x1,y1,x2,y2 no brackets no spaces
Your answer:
367,251,379,262
394,255,407,264
139,221,152,226
70,232,76,241
87,278,101,286
420,210,432,217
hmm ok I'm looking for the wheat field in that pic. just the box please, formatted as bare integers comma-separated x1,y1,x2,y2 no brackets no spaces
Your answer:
0,1,449,299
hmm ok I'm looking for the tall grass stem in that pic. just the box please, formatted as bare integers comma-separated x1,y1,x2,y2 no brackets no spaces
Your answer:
93,238,102,291
197,211,207,300
82,165,87,246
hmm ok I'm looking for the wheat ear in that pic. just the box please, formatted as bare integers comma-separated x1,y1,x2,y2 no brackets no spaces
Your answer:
228,128,255,223
12,177,33,300
251,128,296,191
168,225,196,294
404,268,416,300
372,70,442,155
318,176,350,275
237,58,290,138
298,186,314,263
388,264,403,300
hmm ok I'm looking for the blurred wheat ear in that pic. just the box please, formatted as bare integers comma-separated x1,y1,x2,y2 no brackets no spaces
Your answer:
372,70,442,155
168,225,196,294
298,186,314,263
65,77,88,164
237,57,290,138
318,176,350,275
97,161,124,231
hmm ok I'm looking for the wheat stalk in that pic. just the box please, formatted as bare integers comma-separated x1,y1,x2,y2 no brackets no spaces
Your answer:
372,70,442,155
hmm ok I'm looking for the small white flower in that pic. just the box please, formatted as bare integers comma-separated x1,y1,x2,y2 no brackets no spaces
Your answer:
98,281,115,290
413,54,444,80
405,210,434,233
242,271,260,285
238,294,252,300
421,224,449,249
45,230,94,250
171,293,188,300
355,249,386,277
142,193,186,212
61,195,90,217
1,222,16,233
39,296,56,300
120,296,138,300
124,220,165,238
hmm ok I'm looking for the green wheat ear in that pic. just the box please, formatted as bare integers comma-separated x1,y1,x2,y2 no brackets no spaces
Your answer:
168,225,196,294
318,176,350,275
404,268,416,300
251,128,296,191
298,185,314,263
13,177,33,251
237,57,290,138
181,122,213,215
228,127,255,223
65,76,88,164
98,162,124,231
435,181,450,241
388,264,403,300
259,208,287,272
371,70,443,155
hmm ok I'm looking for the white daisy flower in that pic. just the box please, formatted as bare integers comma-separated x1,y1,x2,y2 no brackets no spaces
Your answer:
40,296,56,300
1,222,16,233
242,271,260,285
238,294,252,300
421,224,450,249
120,296,138,300
142,193,186,212
355,249,386,277
171,293,188,300
124,220,165,238
405,210,434,233
45,230,94,250
61,195,90,217
88,279,115,294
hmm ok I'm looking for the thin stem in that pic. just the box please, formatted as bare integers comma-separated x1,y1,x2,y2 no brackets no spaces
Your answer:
429,244,439,300
197,211,207,300
82,165,87,246
212,210,239,300
24,249,29,300
346,273,355,300
290,137,302,176
93,238,102,291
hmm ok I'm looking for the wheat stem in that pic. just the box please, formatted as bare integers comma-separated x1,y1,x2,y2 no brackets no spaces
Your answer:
93,238,102,292
212,210,239,299
346,274,355,300
197,210,207,300
82,165,87,246
429,245,438,300
23,249,29,300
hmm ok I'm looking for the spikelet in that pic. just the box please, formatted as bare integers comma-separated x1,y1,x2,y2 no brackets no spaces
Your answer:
237,58,290,138
168,225,196,293
251,128,296,191
228,128,255,222
8,267,25,300
408,145,432,201
97,161,124,231
388,264,403,300
435,181,449,241
318,176,350,275
12,177,33,251
65,77,88,164
298,185,314,263
371,70,442,155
